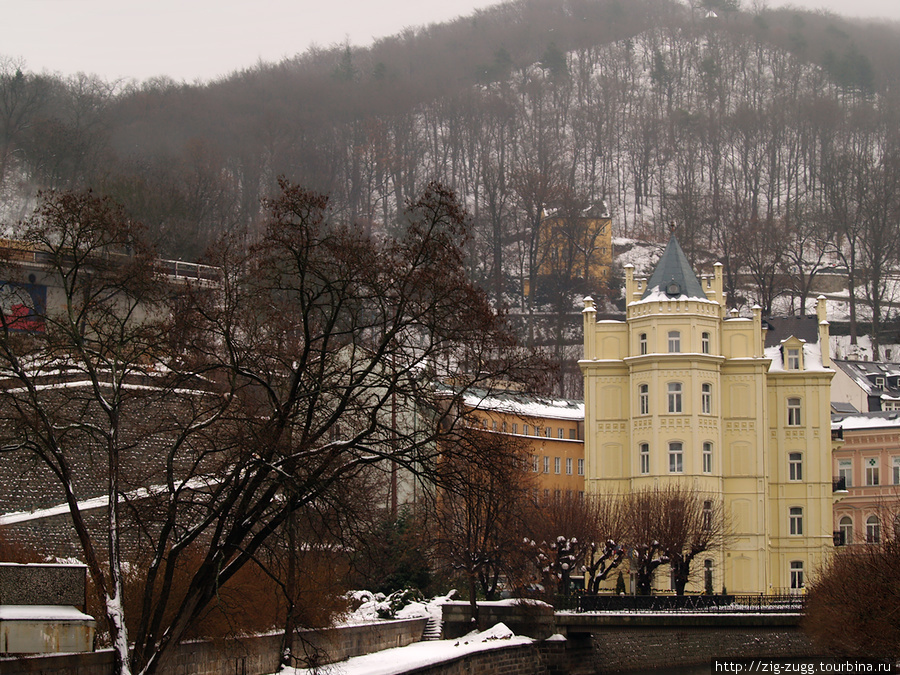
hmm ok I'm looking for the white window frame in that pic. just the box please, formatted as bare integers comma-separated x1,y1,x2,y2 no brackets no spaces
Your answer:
639,333,648,355
566,457,573,475
701,332,710,354
786,348,801,370
668,382,683,413
577,458,584,476
668,330,681,353
788,452,803,481
639,384,649,415
668,441,683,473
866,458,880,486
893,457,900,485
789,507,803,536
640,443,650,475
790,561,804,590
543,456,550,474
867,515,881,544
839,516,853,546
701,383,712,414
839,459,853,488
702,442,713,473
787,398,802,426
554,457,561,474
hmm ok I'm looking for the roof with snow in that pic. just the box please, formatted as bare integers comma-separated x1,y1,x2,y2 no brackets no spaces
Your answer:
763,315,820,348
640,235,706,300
831,410,900,431
463,389,584,421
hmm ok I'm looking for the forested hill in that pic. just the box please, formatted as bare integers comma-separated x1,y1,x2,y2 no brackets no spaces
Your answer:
3,0,900,395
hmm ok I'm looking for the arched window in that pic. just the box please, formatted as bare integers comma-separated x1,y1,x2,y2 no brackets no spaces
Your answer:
839,516,853,546
701,383,712,414
639,443,650,475
867,515,881,544
702,442,713,473
668,442,683,473
668,330,681,353
789,452,803,481
667,382,683,413
790,561,804,591
789,507,803,535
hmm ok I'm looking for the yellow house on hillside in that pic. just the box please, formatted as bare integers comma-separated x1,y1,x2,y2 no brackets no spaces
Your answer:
579,235,836,594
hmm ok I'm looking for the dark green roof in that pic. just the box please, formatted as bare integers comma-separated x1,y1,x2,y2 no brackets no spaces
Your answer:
641,236,707,300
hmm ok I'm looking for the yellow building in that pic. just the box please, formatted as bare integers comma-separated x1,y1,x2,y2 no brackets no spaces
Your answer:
528,204,613,298
464,389,585,500
579,235,836,594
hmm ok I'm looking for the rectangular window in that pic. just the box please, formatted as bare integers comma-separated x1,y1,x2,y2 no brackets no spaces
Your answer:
702,500,712,530
701,383,712,414
512,423,518,434
554,457,561,474
523,424,529,436
787,398,802,426
569,429,576,440
543,456,550,474
566,458,573,475
668,382,683,413
786,348,800,370
701,332,710,354
702,442,713,473
866,458,880,486
839,459,853,488
577,458,584,476
790,507,803,535
639,333,648,355
532,455,539,473
790,561,804,590
639,384,649,415
545,427,552,438
789,452,803,481
668,331,681,353
893,457,900,485
668,442,683,473
640,443,650,474
558,428,564,439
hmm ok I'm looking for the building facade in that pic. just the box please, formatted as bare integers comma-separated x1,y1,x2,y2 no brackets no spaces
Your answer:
579,236,836,594
464,390,585,500
830,412,900,547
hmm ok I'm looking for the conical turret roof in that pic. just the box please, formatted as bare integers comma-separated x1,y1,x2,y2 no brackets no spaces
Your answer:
641,235,706,300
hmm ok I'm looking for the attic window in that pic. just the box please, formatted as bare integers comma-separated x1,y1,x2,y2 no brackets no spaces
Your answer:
786,348,801,370
876,377,886,388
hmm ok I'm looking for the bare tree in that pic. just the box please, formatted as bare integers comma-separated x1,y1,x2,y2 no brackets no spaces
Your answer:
0,182,523,675
431,430,534,626
804,539,900,660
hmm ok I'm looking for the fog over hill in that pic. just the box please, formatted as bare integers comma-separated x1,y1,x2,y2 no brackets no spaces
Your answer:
3,0,900,396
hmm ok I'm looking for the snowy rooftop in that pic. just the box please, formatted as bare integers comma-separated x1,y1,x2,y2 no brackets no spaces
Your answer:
0,605,93,622
831,412,900,431
463,390,584,421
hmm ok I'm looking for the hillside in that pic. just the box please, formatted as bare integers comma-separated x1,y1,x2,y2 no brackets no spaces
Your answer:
3,0,900,395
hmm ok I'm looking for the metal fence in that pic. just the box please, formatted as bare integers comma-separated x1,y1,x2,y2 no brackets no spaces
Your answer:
563,593,806,613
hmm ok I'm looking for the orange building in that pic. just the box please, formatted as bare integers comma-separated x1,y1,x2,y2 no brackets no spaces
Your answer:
464,389,585,500
830,412,900,546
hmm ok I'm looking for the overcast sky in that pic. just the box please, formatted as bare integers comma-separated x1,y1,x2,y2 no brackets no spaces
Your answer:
4,0,900,83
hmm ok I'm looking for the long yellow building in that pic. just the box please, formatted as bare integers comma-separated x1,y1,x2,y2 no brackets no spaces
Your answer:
579,235,835,594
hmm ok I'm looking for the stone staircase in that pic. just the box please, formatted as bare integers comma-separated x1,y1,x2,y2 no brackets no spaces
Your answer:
422,614,443,641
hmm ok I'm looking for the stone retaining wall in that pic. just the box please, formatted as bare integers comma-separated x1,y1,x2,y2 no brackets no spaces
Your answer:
0,617,427,675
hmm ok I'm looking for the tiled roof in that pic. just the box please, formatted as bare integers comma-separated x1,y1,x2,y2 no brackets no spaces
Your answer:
641,235,707,300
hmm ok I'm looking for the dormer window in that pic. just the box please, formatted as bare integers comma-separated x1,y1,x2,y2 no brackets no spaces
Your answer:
781,337,804,370
876,376,886,389
786,348,800,369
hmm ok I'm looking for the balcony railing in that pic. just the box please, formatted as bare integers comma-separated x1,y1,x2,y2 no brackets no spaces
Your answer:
832,427,844,441
573,593,806,613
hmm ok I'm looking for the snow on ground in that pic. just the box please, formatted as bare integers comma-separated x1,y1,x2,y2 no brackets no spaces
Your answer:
275,623,533,675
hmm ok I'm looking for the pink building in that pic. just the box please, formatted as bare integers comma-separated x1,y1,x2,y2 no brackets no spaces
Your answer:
830,412,900,546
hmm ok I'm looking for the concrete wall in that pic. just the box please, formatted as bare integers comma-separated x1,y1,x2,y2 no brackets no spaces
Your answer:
442,601,556,640
590,626,820,673
0,617,427,675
